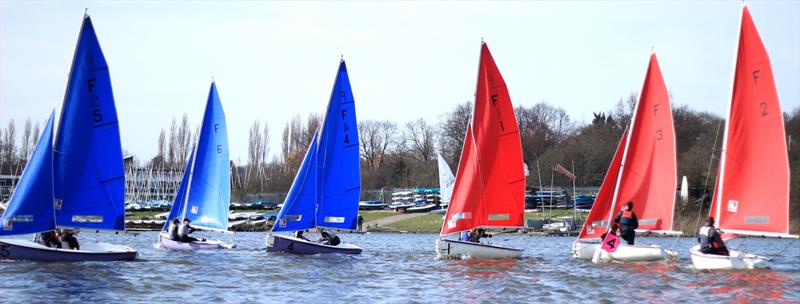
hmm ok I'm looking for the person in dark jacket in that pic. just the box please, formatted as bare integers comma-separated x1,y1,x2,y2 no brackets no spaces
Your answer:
319,229,341,246
697,217,729,256
613,202,639,245
468,228,491,243
41,230,62,248
61,229,80,250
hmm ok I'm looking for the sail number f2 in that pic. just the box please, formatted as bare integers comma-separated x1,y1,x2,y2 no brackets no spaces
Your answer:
88,78,103,123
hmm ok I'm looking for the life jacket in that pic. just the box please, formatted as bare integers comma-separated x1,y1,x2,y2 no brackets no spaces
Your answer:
323,230,341,246
619,210,634,227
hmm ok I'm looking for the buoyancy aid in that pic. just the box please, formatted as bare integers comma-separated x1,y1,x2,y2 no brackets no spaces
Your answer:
619,210,634,227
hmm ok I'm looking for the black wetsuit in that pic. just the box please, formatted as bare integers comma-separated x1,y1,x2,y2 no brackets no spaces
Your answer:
319,230,341,246
41,231,61,248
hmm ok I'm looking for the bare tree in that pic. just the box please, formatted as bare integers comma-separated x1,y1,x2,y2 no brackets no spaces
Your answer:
2,119,17,163
21,118,32,160
31,123,40,152
167,117,177,168
157,129,166,160
404,118,435,163
177,114,192,167
438,101,472,166
359,120,399,170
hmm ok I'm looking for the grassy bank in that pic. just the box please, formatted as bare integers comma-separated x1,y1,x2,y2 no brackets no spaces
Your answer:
385,213,443,232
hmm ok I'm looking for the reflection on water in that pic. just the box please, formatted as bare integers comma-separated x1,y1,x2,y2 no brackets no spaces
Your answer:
1,232,798,303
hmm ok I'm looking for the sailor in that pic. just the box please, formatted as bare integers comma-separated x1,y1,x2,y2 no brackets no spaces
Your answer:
613,201,639,245
319,229,341,246
459,230,470,242
294,230,310,241
468,228,491,243
358,215,364,231
168,218,181,241
41,230,62,248
178,218,203,243
600,223,620,241
698,217,729,256
61,229,80,250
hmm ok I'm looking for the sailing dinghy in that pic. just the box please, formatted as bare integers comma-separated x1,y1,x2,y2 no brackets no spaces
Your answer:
572,53,680,262
158,82,234,251
435,43,526,259
0,15,136,261
266,60,363,255
690,5,798,270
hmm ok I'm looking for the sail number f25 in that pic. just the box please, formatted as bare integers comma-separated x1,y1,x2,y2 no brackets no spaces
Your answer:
88,78,103,123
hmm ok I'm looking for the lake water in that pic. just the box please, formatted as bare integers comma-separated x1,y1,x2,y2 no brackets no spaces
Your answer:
1,232,798,303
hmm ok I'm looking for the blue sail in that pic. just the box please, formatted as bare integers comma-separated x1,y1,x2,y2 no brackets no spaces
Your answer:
0,113,56,235
162,149,194,232
53,15,126,231
315,60,361,230
273,132,319,232
179,82,230,231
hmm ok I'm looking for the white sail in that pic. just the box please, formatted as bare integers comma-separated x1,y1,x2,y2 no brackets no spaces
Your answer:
680,176,689,203
436,153,455,204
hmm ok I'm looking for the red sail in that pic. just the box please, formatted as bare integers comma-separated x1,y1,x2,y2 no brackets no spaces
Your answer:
712,6,792,237
613,53,678,233
578,129,628,240
441,43,525,235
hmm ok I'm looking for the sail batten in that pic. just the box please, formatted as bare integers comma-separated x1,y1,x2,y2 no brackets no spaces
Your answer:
441,43,525,235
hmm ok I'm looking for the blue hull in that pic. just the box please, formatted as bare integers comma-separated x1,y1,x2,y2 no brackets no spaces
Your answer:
0,239,137,262
266,234,362,255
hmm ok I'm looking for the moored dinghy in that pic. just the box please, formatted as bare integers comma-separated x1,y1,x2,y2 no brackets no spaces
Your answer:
0,14,136,261
690,5,798,270
266,59,362,255
158,82,235,251
436,42,525,260
572,53,680,262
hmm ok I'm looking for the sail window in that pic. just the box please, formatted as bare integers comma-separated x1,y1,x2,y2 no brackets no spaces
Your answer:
638,218,659,225
324,217,345,223
284,215,302,221
591,220,609,227
744,216,769,224
11,215,34,222
72,215,104,223
488,214,509,221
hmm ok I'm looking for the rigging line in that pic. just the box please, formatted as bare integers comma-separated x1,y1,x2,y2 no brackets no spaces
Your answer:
694,120,723,231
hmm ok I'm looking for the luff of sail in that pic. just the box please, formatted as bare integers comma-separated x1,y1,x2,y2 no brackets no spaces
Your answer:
441,43,525,235
577,128,628,240
611,53,679,235
53,15,126,231
437,153,455,204
273,132,319,232
315,60,361,231
0,113,56,235
710,6,795,238
179,82,231,231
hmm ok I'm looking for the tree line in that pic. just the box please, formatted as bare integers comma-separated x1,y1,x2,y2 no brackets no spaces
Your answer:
1,98,798,232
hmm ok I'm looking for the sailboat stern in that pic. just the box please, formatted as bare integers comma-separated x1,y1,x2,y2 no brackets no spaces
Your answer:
436,238,522,260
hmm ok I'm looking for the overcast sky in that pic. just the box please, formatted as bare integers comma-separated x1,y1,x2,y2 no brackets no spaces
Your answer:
1,1,798,164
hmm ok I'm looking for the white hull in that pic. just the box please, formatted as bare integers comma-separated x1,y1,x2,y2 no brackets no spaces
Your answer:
157,233,234,251
689,245,768,270
436,239,522,259
572,240,676,262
